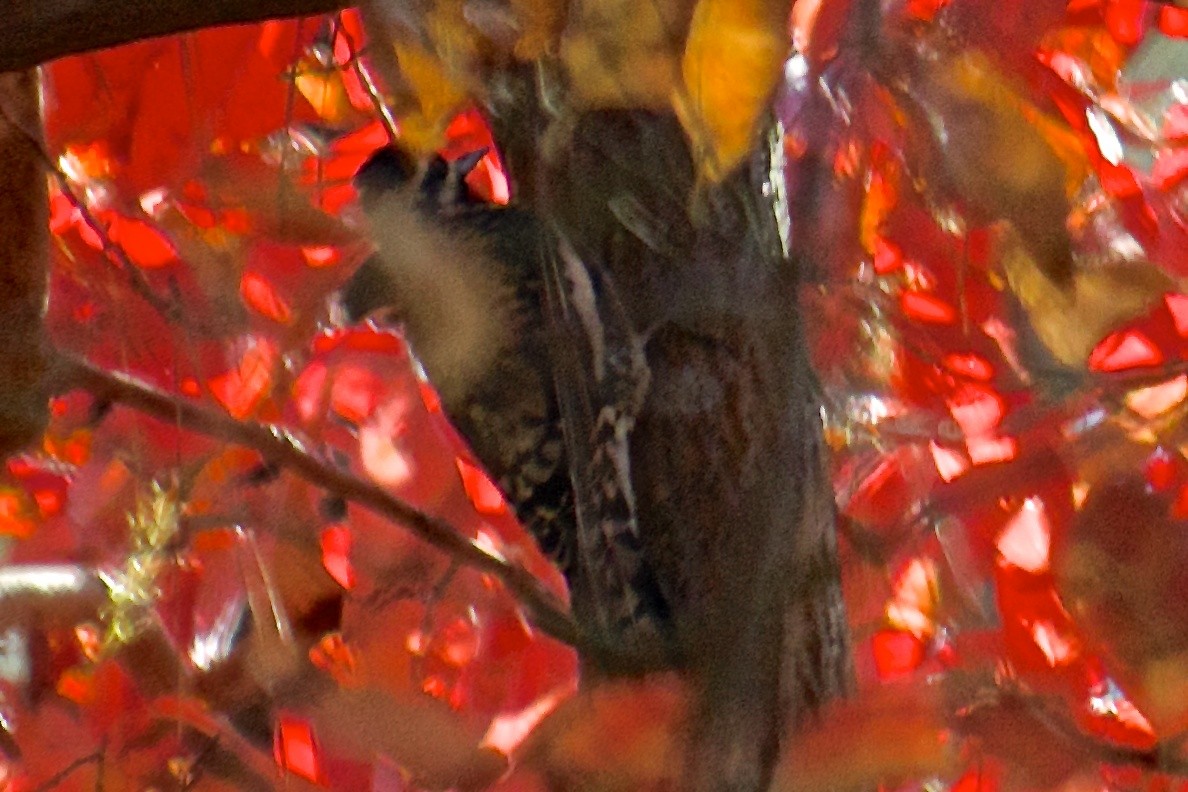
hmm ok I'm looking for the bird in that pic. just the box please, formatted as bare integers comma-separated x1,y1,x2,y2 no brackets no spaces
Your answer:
342,145,570,564
339,143,673,656
345,114,852,786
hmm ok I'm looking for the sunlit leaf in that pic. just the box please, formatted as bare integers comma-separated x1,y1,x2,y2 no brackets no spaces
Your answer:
773,680,955,792
207,336,279,419
275,713,324,784
676,0,791,182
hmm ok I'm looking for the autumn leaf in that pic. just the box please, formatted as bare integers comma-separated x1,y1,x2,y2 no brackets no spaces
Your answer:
295,56,371,126
771,679,957,792
997,227,1174,368
791,0,857,67
676,0,791,182
518,675,689,791
901,45,1090,285
510,0,568,59
356,1,487,155
560,0,689,112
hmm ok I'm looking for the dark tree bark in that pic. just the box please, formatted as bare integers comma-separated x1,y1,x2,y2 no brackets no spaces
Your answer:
0,0,343,71
522,105,853,790
0,69,49,456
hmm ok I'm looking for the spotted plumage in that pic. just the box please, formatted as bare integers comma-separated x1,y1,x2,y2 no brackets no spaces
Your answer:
341,146,671,646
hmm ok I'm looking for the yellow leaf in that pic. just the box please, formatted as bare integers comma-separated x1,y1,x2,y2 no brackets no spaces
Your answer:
511,0,568,60
522,674,688,791
358,0,483,155
560,0,689,111
676,0,791,182
998,228,1172,368
392,41,472,155
294,59,367,126
772,680,956,792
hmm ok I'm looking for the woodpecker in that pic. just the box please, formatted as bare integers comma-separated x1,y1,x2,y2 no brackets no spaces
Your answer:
342,146,571,561
340,145,672,652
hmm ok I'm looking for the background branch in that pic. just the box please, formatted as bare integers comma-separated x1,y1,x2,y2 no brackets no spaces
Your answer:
0,0,345,71
954,685,1188,777
48,352,659,672
0,70,49,457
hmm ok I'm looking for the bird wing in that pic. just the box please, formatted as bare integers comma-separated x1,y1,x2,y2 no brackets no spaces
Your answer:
539,227,676,655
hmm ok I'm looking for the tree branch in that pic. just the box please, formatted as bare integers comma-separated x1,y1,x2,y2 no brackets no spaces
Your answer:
955,684,1188,779
0,70,49,457
0,0,346,72
48,352,659,671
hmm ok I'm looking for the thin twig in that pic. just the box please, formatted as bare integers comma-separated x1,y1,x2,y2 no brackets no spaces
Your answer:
48,168,207,333
0,95,215,338
333,13,400,144
31,751,103,792
152,697,277,785
49,351,655,671
955,685,1188,778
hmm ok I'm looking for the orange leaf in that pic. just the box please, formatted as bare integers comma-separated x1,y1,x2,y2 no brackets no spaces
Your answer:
295,58,368,126
275,714,324,784
240,271,294,324
208,337,278,419
107,215,179,268
677,0,790,181
772,680,955,792
523,675,688,791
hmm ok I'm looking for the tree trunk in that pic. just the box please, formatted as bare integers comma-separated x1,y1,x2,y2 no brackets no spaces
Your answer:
517,103,854,790
0,69,49,457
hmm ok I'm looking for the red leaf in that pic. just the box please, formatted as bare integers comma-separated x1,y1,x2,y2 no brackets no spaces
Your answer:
327,363,385,425
948,382,1005,437
905,0,951,22
1144,447,1183,492
791,0,856,67
871,629,927,680
1154,147,1188,190
996,497,1051,574
873,236,904,274
1159,5,1188,37
107,215,179,268
1105,0,1149,45
240,271,294,324
208,337,278,419
457,457,510,516
321,524,357,591
942,352,995,382
930,441,971,483
1098,159,1144,197
901,291,957,325
275,714,325,784
443,109,510,205
951,761,1002,792
1088,328,1164,372
1164,105,1188,141
842,445,937,535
